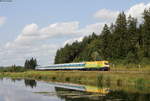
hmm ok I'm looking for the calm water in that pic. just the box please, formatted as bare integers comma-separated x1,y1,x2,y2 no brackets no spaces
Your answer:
0,78,150,101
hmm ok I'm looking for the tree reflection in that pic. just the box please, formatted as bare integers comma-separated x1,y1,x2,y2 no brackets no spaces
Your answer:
24,79,37,88
0,77,3,81
11,78,22,83
106,90,150,101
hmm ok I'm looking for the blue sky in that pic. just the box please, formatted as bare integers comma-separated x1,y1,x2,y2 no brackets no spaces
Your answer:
0,0,149,66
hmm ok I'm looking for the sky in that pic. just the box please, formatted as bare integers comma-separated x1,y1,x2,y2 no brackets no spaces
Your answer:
0,0,150,66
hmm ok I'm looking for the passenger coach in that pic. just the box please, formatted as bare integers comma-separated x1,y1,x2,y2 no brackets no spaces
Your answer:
36,61,110,71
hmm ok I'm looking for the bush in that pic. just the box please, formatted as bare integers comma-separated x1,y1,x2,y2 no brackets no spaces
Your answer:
0,65,26,72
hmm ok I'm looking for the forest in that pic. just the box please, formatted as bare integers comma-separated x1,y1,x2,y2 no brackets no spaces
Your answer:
54,9,150,66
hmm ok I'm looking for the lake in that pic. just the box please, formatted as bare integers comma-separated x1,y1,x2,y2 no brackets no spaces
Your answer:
0,78,149,101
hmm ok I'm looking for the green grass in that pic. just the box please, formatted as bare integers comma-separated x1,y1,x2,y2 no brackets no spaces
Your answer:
110,64,150,72
0,70,149,87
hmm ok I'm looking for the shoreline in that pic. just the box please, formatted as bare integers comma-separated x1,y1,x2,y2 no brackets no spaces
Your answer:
0,70,149,87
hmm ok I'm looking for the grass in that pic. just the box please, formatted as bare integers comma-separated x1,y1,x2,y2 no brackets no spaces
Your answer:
0,69,150,94
110,64,150,72
0,70,149,87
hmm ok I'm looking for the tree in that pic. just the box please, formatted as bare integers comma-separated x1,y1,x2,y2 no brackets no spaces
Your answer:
24,58,37,69
112,12,128,58
100,24,112,59
142,9,150,57
54,10,150,65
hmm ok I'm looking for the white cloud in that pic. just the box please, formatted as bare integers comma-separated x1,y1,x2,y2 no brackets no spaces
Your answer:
6,22,79,48
1,21,104,66
78,23,106,36
40,21,79,38
6,21,104,49
1,22,80,66
126,3,150,23
22,23,39,36
63,22,106,45
94,9,119,22
0,16,6,26
1,43,59,66
94,2,150,23
63,36,84,46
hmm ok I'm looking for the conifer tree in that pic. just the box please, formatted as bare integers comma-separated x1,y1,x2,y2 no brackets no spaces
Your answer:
113,12,127,58
24,58,37,69
142,9,150,57
101,24,112,59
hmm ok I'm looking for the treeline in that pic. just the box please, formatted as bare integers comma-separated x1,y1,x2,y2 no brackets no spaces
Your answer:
0,65,26,72
55,9,150,65
0,58,37,72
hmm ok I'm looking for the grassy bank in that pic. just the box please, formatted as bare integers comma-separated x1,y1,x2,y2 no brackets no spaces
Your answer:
0,70,149,87
111,65,150,72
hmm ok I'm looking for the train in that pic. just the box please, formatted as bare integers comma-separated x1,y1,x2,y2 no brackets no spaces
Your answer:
36,61,110,71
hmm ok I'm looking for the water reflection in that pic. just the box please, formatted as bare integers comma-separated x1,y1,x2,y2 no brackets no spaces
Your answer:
54,86,150,101
24,79,37,88
55,87,103,101
55,87,111,101
0,77,3,81
0,78,149,101
11,78,22,83
36,82,150,101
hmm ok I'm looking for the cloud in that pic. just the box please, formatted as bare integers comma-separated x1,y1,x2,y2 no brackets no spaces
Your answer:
0,16,6,27
1,21,104,66
1,43,59,66
2,22,79,66
63,36,84,46
6,22,79,48
6,21,104,49
78,23,106,36
40,21,79,38
94,9,119,22
126,3,150,22
94,2,150,23
62,22,106,45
